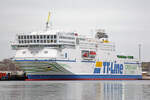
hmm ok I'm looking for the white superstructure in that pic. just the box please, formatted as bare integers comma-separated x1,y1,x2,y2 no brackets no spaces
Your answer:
11,29,118,62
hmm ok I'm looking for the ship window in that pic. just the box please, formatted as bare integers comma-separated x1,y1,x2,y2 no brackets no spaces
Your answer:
54,35,57,39
44,51,48,54
21,36,23,39
47,35,49,39
51,40,53,43
18,36,20,39
22,51,26,54
47,40,50,43
59,40,75,44
34,40,36,43
27,35,29,39
41,40,43,43
54,40,56,43
51,35,53,39
37,35,39,39
30,40,32,43
44,40,46,43
33,35,36,39
76,38,79,44
59,36,74,40
37,40,39,43
40,35,42,39
79,38,85,41
44,35,46,39
27,40,29,43
24,36,26,39
30,35,32,39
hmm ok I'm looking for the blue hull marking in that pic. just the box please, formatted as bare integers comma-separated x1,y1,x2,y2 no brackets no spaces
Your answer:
81,60,95,63
27,75,142,80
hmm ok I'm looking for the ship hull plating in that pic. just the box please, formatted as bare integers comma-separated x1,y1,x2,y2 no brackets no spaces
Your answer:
14,60,142,80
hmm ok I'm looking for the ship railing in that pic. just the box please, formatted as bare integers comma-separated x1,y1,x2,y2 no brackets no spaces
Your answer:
11,42,76,45
14,57,57,61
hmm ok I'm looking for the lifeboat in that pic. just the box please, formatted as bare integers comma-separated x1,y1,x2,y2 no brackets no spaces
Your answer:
90,51,96,55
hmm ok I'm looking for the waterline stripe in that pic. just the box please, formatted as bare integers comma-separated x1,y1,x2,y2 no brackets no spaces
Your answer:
27,75,142,80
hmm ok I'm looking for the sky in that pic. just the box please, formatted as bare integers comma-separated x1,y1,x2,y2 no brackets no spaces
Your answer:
0,0,150,61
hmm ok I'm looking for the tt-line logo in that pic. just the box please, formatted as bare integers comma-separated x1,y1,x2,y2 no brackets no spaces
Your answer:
94,61,123,74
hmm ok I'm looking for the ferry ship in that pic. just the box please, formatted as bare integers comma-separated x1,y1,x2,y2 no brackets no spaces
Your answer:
11,12,142,80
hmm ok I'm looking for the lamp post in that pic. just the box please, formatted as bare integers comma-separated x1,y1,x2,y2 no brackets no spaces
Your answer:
139,44,141,62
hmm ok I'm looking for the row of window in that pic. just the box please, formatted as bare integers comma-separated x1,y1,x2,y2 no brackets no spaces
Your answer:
59,40,75,44
18,39,57,43
78,38,86,41
59,36,75,40
18,35,57,39
22,51,48,54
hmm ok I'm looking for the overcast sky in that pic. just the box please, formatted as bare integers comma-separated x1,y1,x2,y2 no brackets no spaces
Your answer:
0,0,150,61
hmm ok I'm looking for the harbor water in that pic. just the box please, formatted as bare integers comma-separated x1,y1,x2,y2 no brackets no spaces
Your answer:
0,80,150,100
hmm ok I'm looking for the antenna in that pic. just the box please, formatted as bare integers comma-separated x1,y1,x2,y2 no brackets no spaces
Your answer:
46,12,51,31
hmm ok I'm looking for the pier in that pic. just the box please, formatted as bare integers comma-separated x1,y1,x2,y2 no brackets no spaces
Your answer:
0,59,26,80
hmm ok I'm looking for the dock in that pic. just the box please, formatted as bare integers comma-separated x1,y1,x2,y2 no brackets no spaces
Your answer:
0,59,26,81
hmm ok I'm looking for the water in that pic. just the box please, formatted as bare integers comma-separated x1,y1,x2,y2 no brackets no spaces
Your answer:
0,80,150,100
